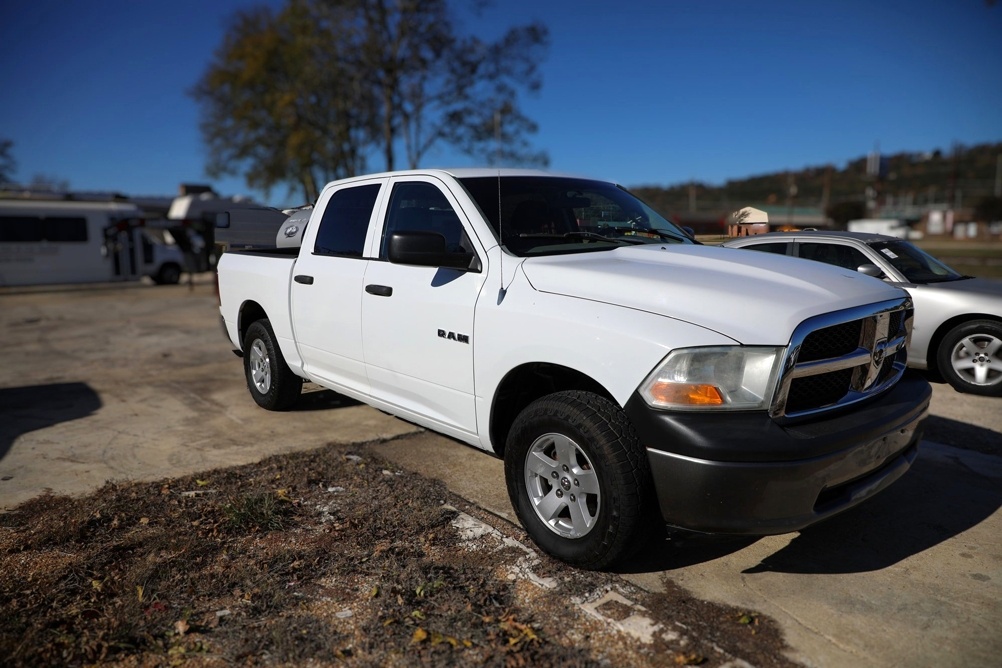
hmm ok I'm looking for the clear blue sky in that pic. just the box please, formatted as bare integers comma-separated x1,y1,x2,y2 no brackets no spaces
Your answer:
2,0,1000,207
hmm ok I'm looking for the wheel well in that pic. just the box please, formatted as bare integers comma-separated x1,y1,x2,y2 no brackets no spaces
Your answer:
926,313,1002,374
489,363,615,458
237,301,268,351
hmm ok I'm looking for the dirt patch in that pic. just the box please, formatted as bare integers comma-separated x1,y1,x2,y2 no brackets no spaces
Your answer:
1,438,797,667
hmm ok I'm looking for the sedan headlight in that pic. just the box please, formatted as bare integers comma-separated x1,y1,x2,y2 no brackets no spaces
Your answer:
639,346,783,410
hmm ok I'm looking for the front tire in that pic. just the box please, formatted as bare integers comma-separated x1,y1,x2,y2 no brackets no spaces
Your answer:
937,320,1002,396
243,319,302,410
504,391,655,570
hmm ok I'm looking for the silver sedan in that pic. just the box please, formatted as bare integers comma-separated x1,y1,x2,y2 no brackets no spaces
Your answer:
722,231,1002,396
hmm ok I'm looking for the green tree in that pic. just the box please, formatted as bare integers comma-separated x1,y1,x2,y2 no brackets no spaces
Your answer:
191,2,372,203
192,0,549,202
0,138,16,184
826,200,866,230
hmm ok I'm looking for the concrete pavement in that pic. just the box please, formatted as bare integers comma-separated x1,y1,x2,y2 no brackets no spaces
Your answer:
2,280,1000,667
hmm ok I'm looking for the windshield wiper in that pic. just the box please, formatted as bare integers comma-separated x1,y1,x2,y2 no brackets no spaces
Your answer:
605,227,690,243
563,231,639,244
512,232,635,246
920,275,968,283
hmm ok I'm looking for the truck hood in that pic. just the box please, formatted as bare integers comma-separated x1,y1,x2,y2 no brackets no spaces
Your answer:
519,244,908,345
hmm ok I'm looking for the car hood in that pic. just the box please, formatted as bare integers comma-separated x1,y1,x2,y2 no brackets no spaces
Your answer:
916,276,1002,298
904,276,1002,315
520,245,908,345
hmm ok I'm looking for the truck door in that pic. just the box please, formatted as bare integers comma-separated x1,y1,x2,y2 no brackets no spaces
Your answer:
361,177,487,437
290,180,385,397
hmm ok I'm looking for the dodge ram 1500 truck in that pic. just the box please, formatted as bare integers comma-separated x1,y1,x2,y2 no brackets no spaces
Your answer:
217,168,931,569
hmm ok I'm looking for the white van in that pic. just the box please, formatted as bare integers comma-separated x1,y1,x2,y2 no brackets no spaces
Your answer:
0,200,186,287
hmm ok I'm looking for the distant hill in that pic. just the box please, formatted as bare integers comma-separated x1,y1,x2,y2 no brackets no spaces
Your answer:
632,141,1002,218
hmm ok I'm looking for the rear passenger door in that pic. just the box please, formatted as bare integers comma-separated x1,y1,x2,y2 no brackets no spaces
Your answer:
290,178,386,397
360,176,487,438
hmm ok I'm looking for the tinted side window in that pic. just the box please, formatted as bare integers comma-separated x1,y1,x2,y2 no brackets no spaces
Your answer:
46,217,88,242
0,216,45,242
313,184,380,257
0,216,88,242
380,182,471,259
743,241,791,255
799,243,871,271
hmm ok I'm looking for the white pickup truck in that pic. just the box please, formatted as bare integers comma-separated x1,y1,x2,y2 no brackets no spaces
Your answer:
217,169,930,569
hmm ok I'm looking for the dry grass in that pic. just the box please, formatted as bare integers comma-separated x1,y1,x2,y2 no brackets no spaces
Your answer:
0,440,796,667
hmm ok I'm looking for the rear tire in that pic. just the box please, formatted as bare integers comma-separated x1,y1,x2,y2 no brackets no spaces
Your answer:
937,320,1002,396
154,263,181,285
504,391,655,570
243,319,302,410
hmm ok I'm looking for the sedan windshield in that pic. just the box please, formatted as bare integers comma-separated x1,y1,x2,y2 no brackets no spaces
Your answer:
869,240,963,283
458,176,694,256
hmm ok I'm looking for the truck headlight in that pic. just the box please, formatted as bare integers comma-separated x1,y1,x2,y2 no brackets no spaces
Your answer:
639,346,783,410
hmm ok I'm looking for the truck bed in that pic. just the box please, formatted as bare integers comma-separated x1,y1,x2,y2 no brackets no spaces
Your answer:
217,249,301,371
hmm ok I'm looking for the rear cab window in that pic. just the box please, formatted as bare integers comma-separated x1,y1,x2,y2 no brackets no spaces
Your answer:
313,184,382,258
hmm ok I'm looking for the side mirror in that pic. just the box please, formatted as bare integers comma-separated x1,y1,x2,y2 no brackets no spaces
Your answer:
682,226,696,239
857,263,884,278
215,212,230,229
387,231,478,271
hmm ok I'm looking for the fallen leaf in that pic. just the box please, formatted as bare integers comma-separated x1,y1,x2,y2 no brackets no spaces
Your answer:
195,479,209,487
175,620,189,636
412,628,428,644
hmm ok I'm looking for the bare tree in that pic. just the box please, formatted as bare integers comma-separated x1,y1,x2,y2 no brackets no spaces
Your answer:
351,0,549,169
0,139,16,185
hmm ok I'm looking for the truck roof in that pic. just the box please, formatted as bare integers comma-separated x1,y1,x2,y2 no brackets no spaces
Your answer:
320,168,599,188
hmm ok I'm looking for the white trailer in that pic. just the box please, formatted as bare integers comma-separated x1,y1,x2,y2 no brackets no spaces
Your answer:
847,218,915,239
0,200,186,287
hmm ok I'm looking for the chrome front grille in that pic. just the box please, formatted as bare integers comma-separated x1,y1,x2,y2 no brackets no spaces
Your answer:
771,298,913,419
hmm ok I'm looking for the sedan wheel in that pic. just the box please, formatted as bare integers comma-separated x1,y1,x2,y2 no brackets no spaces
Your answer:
938,320,1002,396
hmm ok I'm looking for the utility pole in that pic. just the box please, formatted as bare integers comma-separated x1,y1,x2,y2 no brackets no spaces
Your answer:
995,153,1001,197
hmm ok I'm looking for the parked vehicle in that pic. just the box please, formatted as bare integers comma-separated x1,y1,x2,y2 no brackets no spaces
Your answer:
216,169,930,569
0,199,186,287
722,231,1002,396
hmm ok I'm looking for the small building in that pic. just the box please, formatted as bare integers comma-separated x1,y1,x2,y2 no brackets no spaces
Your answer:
727,207,770,236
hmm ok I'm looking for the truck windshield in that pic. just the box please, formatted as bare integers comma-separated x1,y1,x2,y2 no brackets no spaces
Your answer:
869,240,964,283
458,176,693,256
